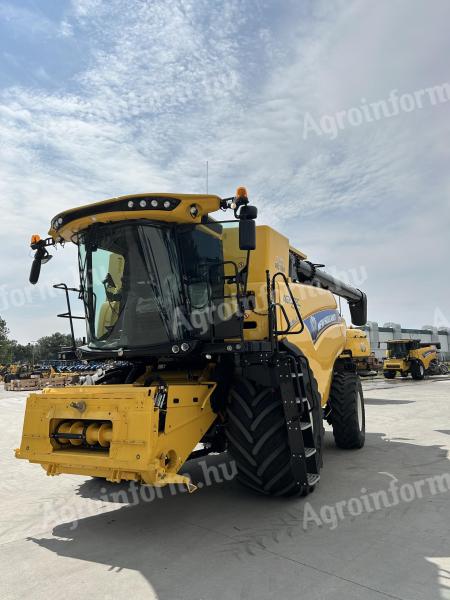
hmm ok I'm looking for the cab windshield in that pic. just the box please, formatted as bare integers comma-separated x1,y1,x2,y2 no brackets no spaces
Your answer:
78,220,245,353
387,342,411,358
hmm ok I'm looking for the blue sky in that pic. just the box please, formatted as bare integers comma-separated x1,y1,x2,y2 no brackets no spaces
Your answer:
0,0,449,343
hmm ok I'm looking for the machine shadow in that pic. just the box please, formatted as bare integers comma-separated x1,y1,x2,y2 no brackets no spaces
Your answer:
29,432,450,600
363,397,415,405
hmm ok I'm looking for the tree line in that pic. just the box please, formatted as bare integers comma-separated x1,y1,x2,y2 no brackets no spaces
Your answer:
0,315,79,363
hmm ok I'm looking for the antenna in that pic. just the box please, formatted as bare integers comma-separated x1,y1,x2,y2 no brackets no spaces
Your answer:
206,160,209,194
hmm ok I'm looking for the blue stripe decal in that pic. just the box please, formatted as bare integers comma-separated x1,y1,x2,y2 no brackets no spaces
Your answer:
304,309,342,342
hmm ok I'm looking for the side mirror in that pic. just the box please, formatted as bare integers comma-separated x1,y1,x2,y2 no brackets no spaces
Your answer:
238,204,257,251
239,219,256,251
29,243,52,285
29,257,42,285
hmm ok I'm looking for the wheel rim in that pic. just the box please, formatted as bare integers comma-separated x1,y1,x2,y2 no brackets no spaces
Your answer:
357,390,363,430
420,364,424,375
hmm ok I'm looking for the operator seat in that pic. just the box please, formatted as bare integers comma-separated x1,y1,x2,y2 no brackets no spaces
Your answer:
96,253,124,337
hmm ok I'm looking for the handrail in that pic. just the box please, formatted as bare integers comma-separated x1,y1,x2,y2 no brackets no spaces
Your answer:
271,271,305,336
53,283,85,351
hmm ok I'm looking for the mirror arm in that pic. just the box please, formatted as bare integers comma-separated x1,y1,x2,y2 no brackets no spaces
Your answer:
30,236,56,251
29,237,57,285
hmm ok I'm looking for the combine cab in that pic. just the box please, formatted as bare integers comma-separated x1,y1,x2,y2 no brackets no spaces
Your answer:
16,188,368,496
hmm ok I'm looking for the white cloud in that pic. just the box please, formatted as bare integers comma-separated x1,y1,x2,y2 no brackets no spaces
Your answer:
0,2,60,37
58,20,74,38
0,0,449,341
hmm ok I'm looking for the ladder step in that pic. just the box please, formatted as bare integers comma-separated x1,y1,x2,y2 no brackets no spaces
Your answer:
307,473,320,486
304,447,316,458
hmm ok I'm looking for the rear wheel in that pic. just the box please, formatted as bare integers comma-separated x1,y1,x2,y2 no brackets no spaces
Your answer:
383,370,396,379
411,361,425,380
226,375,320,497
401,372,408,378
328,371,365,449
440,364,449,375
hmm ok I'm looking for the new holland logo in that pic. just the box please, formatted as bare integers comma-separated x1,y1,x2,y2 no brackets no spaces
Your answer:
304,309,341,343
317,312,338,331
308,315,318,339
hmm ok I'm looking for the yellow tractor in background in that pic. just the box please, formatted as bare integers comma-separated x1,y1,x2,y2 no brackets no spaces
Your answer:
16,188,368,497
383,339,447,380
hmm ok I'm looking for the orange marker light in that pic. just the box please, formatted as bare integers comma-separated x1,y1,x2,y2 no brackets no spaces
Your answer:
235,186,248,199
31,234,41,244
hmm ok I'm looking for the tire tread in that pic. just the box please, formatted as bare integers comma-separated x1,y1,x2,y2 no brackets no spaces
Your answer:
227,372,321,497
329,371,365,449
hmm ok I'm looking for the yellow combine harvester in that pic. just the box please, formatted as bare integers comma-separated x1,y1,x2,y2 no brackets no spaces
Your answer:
16,188,368,496
341,328,380,376
383,339,447,380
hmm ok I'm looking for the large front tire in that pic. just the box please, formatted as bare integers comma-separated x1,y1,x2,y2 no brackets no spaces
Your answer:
383,370,396,379
328,371,365,449
411,361,425,380
226,376,320,497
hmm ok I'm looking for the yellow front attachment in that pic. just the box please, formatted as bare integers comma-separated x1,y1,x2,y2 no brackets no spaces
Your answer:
384,358,408,372
15,382,217,490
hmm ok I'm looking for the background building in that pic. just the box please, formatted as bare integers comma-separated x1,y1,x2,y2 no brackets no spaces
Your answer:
360,322,450,360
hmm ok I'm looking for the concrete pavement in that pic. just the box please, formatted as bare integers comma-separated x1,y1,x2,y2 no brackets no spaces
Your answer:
1,378,449,600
